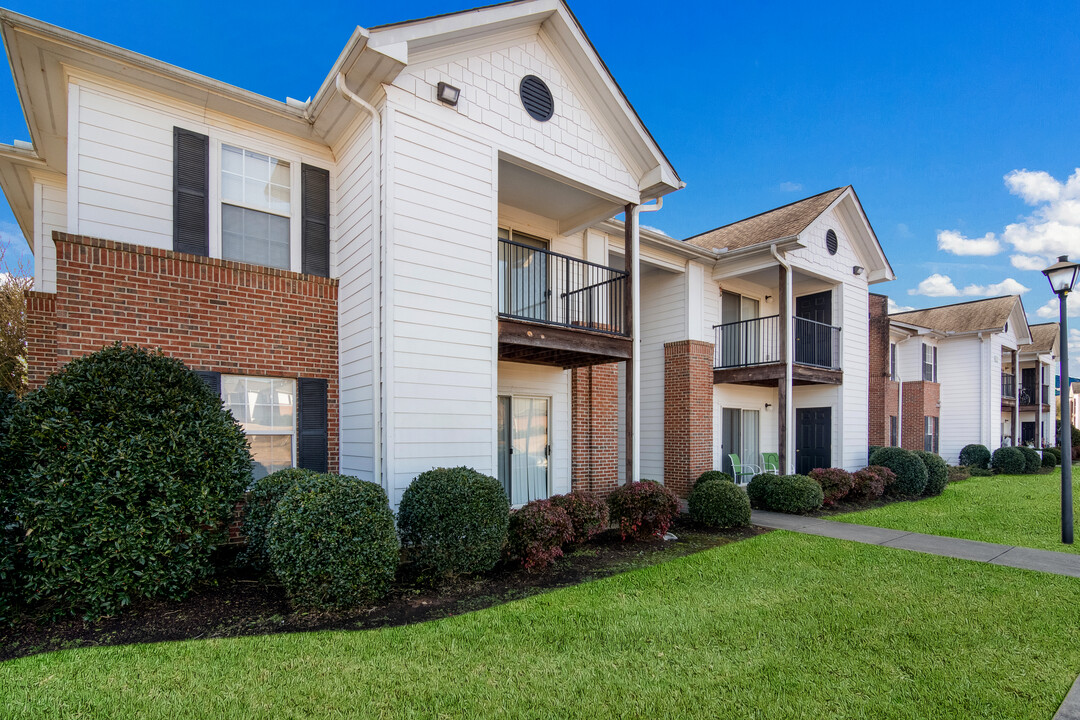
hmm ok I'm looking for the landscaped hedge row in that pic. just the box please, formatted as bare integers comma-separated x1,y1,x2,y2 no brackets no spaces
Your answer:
508,492,609,570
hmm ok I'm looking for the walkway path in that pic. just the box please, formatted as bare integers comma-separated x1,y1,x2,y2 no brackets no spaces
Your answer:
751,510,1080,578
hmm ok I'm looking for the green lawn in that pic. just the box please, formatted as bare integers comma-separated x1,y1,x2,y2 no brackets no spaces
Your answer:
3,531,1080,719
837,468,1080,552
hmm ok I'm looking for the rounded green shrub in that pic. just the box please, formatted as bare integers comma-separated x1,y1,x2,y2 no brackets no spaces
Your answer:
2,344,251,618
746,473,781,509
761,474,824,514
688,478,750,528
991,446,1026,475
0,390,18,624
240,467,320,570
507,499,574,571
606,480,681,540
915,451,949,496
693,470,734,489
807,467,854,506
1050,448,1063,465
397,467,509,579
959,444,991,470
869,446,928,497
1042,450,1058,468
1019,447,1041,474
268,473,398,609
549,492,609,544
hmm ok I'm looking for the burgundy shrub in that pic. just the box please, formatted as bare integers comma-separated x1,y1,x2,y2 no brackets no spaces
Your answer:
848,465,896,504
507,499,574,571
606,480,681,541
549,491,610,544
808,467,855,506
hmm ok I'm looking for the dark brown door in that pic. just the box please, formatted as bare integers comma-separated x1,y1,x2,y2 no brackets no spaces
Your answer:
796,407,831,474
795,291,833,367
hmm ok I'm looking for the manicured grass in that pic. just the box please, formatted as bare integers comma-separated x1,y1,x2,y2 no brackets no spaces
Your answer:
837,468,1080,552
3,532,1080,719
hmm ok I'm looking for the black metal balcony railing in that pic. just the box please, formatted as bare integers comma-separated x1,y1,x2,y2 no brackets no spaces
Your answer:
498,239,629,336
1002,373,1015,399
1019,383,1052,405
713,315,841,370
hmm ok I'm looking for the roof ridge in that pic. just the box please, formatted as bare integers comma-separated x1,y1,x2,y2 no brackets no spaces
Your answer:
681,186,848,244
889,294,1016,316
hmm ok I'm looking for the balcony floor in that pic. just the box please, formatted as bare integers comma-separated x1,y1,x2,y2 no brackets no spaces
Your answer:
714,362,843,387
498,318,631,369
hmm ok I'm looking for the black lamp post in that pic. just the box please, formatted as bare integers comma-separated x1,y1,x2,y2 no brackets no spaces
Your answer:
1042,255,1080,544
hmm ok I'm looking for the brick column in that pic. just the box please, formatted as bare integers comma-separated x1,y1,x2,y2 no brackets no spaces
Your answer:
664,340,714,498
867,294,891,446
25,290,58,389
571,362,619,496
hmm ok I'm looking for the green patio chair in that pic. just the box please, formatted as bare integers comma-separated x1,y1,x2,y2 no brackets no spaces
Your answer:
760,452,780,474
728,453,761,485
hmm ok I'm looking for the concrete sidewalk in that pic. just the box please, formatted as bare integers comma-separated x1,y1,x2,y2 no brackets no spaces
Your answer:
751,510,1080,578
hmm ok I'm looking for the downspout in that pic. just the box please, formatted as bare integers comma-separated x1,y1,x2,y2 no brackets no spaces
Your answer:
628,196,663,483
336,73,384,493
770,243,793,470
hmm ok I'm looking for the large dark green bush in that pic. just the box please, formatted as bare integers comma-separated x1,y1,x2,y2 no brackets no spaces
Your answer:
959,444,991,470
240,467,320,570
991,446,1026,475
397,467,509,579
915,451,949,496
268,473,398,609
688,478,750,528
1042,450,1057,468
2,344,251,618
1019,447,1041,474
760,474,824,514
746,473,781,509
0,390,18,623
869,446,928,497
693,470,734,489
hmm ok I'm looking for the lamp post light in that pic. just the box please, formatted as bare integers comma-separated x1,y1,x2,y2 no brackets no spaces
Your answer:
1042,255,1080,544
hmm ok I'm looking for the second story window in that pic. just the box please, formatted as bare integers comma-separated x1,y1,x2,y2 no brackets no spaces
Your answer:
922,343,937,382
221,145,291,270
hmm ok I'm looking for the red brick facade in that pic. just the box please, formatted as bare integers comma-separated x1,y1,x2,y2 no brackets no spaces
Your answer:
25,232,341,475
663,340,714,498
570,362,620,495
901,381,940,452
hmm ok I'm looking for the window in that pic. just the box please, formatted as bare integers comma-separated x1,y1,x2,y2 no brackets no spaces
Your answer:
221,145,291,269
222,375,296,479
497,395,550,505
889,343,897,380
924,416,939,453
889,415,898,446
922,343,937,382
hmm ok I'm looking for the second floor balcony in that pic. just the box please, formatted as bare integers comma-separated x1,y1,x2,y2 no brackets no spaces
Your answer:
496,238,631,368
713,315,842,386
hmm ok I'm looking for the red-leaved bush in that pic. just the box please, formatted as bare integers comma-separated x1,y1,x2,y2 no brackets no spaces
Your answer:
808,467,855,506
507,499,574,571
550,491,610,544
848,465,896,503
606,480,681,541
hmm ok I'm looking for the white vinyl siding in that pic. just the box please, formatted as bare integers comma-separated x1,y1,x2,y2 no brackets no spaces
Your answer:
638,266,687,480
35,178,66,293
937,336,986,463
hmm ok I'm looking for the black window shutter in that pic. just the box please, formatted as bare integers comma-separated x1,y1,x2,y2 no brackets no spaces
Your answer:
173,127,210,256
301,164,330,277
297,377,329,472
194,370,221,396
932,346,938,382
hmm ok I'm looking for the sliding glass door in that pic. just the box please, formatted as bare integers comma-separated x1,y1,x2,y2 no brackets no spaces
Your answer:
497,395,550,505
498,229,549,322
720,407,761,481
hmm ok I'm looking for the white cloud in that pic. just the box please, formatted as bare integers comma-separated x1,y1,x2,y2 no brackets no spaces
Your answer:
888,298,915,313
1011,254,1051,271
1005,169,1063,204
1036,293,1080,319
937,229,1002,256
640,224,671,238
778,181,803,193
1000,168,1080,258
909,273,960,297
960,278,1030,296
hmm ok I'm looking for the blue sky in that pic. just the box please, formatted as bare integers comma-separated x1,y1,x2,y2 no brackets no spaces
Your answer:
2,0,1079,331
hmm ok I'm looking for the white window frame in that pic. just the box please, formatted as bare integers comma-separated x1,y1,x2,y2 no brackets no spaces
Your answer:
208,133,303,273
221,374,298,479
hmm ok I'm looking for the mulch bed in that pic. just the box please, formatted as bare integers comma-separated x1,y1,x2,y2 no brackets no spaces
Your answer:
0,521,767,662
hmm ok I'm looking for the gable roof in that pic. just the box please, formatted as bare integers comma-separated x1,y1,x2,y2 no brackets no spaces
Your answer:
1023,322,1060,354
890,296,1020,334
683,186,847,251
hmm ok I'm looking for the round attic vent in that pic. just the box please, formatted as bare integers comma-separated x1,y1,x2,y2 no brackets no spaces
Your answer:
520,75,554,122
825,229,839,255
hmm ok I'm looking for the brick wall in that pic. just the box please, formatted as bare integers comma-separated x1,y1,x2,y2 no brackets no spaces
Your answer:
25,231,340,473
570,362,620,495
900,381,940,451
868,293,892,446
663,340,714,498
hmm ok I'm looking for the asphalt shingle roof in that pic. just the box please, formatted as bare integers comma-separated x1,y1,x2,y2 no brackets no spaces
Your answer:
682,187,848,251
890,295,1018,334
1023,322,1059,353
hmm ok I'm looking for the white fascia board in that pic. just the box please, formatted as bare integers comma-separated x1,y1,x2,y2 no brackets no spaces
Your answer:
0,143,49,247
827,188,895,282
710,237,804,280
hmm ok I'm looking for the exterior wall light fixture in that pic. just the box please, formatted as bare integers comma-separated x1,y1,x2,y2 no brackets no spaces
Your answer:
437,82,461,106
